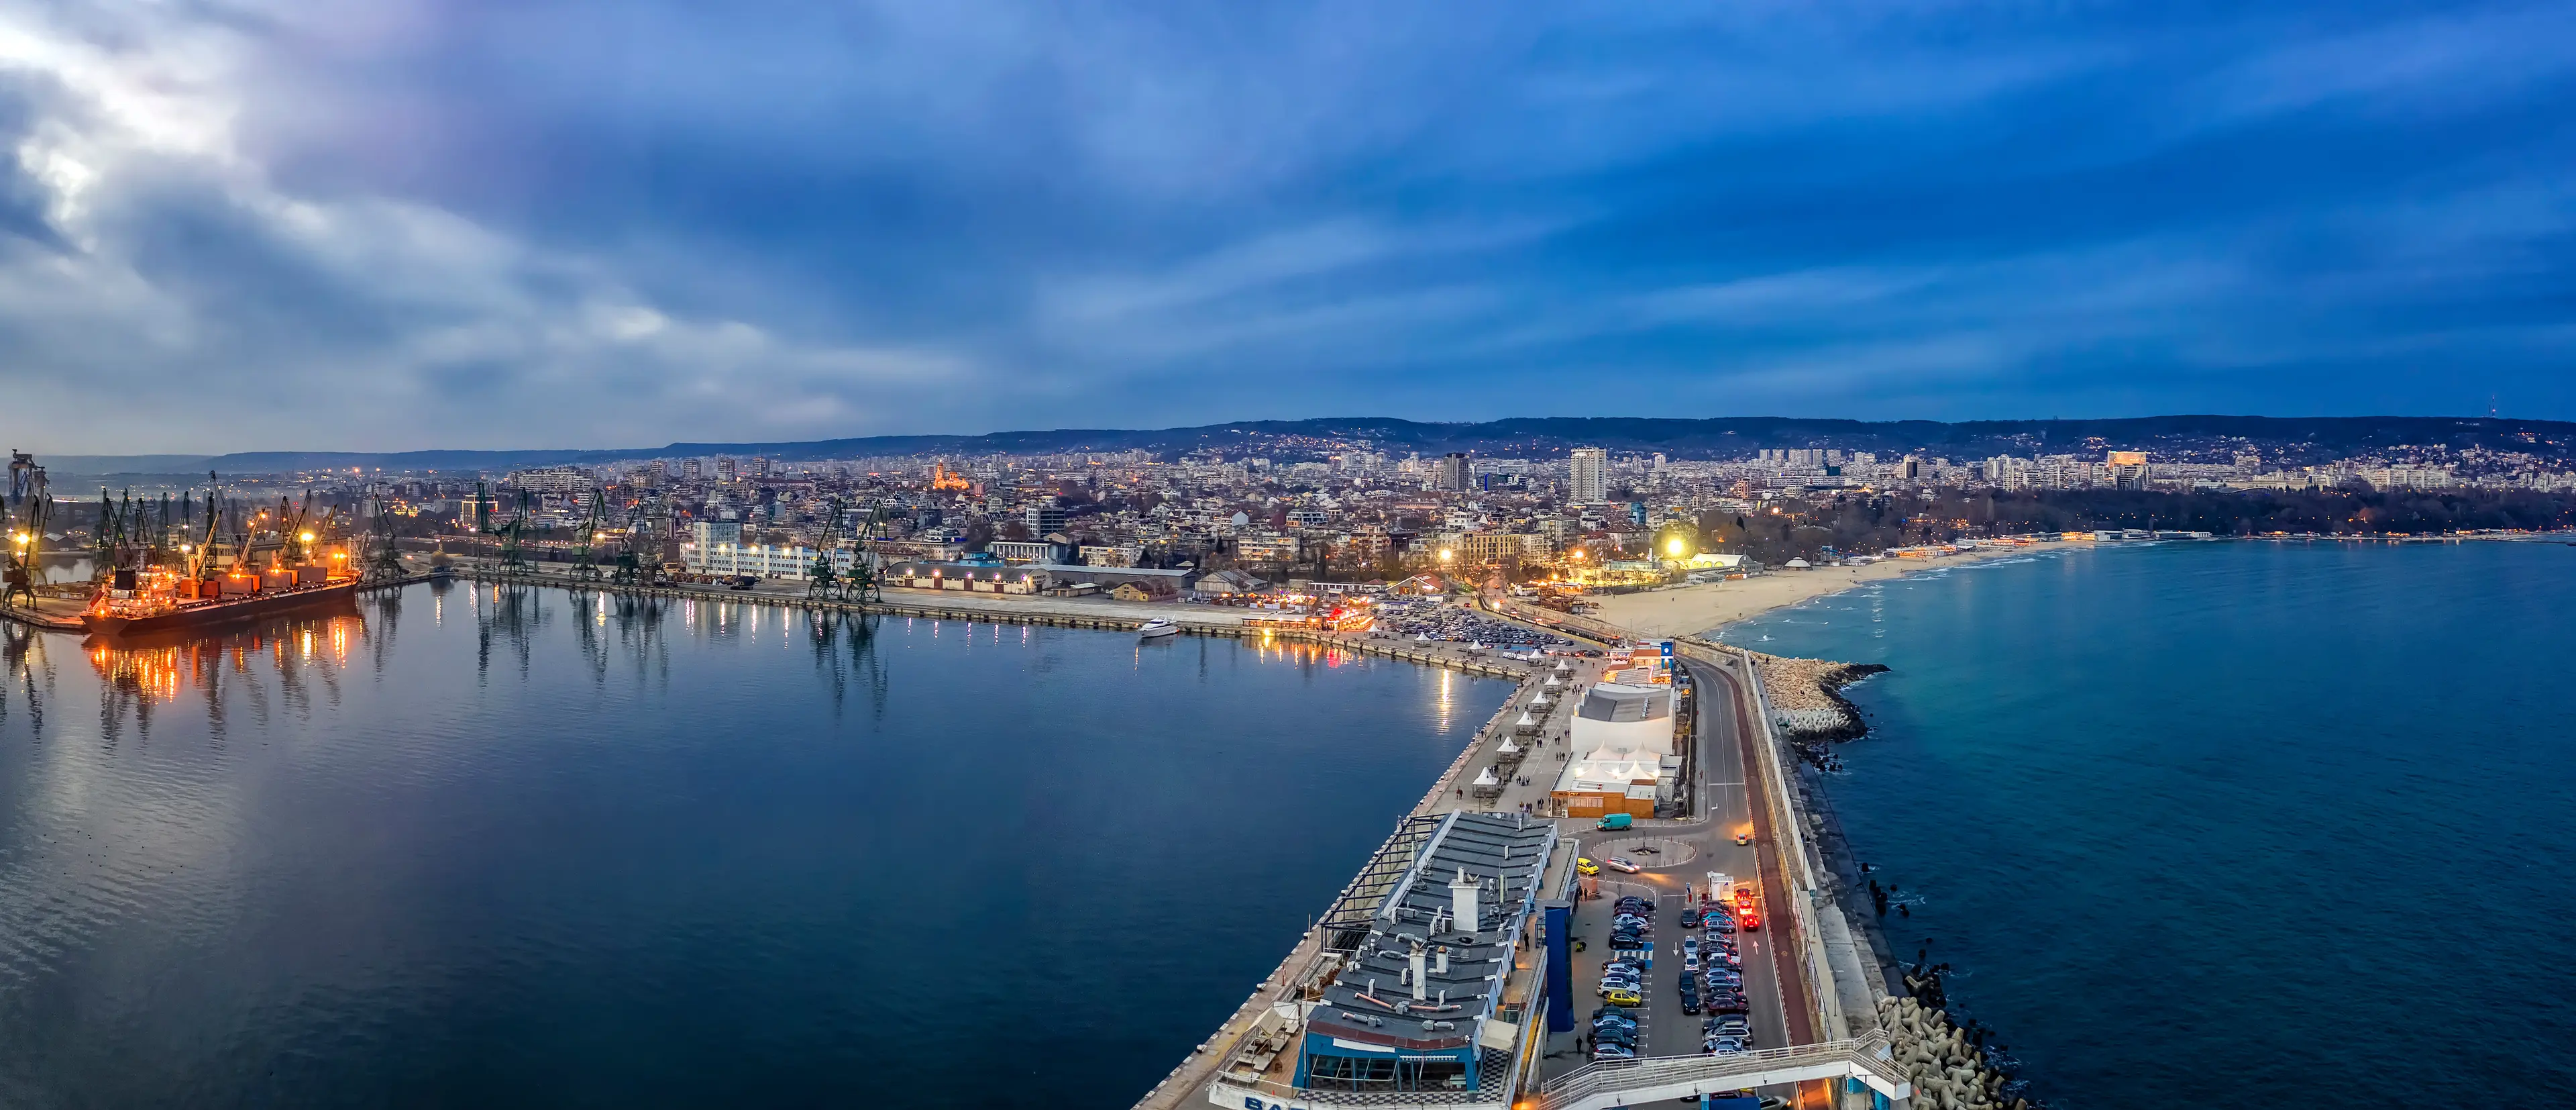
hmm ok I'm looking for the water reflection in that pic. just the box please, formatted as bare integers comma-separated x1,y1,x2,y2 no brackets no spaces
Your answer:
65,584,914,728
83,611,366,747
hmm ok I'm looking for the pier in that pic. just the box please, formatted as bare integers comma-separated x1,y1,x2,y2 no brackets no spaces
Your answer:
1127,601,1908,1110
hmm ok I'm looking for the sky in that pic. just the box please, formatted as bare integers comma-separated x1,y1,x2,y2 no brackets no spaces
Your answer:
2,1,2573,453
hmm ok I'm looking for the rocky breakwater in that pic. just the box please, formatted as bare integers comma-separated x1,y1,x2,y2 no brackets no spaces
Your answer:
1875,994,2029,1110
1748,652,1888,771
1751,652,1888,741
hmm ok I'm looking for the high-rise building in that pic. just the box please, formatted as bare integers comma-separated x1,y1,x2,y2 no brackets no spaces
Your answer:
2106,451,2151,490
1025,502,1068,537
1434,452,1474,492
715,456,739,484
1568,448,1607,503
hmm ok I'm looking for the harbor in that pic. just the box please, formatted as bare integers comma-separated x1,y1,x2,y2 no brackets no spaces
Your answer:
1128,606,1919,1110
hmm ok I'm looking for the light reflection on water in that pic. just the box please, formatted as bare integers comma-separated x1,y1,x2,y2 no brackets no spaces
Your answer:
1,579,1509,1107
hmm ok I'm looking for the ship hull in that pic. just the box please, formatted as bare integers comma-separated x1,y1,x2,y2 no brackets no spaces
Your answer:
83,579,363,638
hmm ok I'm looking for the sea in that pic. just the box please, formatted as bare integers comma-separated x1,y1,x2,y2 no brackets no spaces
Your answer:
0,582,1511,1108
1721,539,2576,1106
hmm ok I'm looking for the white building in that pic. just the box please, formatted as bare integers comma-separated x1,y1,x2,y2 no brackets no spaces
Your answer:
1568,447,1607,503
679,542,856,579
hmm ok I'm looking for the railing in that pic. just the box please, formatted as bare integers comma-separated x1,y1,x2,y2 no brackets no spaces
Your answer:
1533,1033,1909,1109
1210,1047,1523,1109
1485,597,1629,645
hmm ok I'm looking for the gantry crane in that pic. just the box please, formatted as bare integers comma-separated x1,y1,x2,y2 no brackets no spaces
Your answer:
611,493,663,585
564,491,608,581
806,496,845,600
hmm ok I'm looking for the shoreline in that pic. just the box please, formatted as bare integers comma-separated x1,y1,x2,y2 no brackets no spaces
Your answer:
1591,544,2045,641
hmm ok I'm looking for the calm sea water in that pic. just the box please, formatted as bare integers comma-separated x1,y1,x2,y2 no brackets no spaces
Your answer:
1723,540,2576,1106
0,583,1508,1108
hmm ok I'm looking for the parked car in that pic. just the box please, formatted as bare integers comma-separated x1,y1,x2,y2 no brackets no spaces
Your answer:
1612,897,1652,913
1602,987,1641,1007
1681,938,1700,958
1592,1042,1637,1061
1704,915,1737,936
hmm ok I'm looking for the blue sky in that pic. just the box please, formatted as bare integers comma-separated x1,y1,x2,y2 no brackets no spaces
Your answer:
1,1,2571,452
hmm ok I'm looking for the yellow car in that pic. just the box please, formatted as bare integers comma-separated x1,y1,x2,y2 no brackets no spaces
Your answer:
1576,857,1601,876
1602,987,1642,1007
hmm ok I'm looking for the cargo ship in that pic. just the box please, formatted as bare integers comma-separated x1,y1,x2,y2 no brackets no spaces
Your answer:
83,563,360,638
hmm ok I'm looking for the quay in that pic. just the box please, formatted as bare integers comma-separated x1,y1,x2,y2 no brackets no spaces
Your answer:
1129,597,1913,1110
436,564,1542,680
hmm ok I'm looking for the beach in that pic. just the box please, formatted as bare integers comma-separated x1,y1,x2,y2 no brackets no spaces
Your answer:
1591,545,2040,638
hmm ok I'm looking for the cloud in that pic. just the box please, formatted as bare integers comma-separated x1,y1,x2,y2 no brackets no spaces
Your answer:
0,0,2571,452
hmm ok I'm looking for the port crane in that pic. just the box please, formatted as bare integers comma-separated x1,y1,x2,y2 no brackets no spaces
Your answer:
473,482,535,578
806,496,846,600
564,492,608,581
610,494,663,586
2,453,50,609
361,486,407,582
845,501,890,603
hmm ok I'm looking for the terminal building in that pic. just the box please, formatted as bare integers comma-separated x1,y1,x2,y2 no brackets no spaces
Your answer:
1208,810,1576,1109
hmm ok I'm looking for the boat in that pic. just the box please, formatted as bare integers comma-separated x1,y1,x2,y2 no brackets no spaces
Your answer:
1136,618,1180,639
84,574,362,637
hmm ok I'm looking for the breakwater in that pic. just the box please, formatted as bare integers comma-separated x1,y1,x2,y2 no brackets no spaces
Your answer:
1876,995,2028,1110
1750,653,1889,743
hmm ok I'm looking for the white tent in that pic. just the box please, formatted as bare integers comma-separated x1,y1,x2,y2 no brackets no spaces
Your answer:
1472,766,1500,786
1497,737,1521,755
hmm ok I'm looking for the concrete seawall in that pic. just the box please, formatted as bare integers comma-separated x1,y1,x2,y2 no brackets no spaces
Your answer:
445,568,1538,680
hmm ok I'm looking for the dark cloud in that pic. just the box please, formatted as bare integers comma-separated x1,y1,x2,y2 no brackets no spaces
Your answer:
1,0,2572,452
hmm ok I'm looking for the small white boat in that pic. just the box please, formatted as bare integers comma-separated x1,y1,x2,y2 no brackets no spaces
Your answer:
1137,619,1180,639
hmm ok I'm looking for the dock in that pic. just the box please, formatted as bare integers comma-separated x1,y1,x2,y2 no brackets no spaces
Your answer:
1127,606,1908,1110
441,566,1545,680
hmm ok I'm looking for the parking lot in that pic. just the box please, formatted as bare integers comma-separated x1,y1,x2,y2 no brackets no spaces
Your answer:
1543,656,1803,1089
1372,600,1576,650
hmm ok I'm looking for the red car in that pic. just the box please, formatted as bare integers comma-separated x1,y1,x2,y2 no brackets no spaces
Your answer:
1736,907,1762,931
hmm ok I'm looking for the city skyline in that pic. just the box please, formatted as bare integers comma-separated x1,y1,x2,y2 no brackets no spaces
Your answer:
3,2,2573,452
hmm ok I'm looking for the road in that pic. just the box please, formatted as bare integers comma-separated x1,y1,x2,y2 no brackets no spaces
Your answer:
1548,656,1812,1078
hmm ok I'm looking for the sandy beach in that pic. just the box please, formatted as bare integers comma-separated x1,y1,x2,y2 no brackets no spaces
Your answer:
1591,545,2042,639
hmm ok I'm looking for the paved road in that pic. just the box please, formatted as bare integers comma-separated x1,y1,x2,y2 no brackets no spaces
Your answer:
1548,657,1805,1077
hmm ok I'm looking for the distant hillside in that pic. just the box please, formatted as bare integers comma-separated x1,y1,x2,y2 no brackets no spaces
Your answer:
43,414,2576,475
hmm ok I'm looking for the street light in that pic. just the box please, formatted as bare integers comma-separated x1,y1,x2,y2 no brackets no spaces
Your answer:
1666,538,1687,557
1438,548,1454,563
